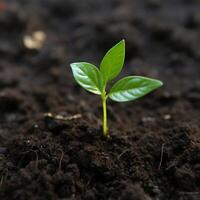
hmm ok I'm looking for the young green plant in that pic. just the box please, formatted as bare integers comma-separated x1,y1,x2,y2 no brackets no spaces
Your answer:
70,40,163,137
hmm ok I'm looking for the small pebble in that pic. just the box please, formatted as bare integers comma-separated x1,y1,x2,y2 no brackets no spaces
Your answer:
34,124,39,129
164,114,171,120
26,140,31,144
23,31,46,50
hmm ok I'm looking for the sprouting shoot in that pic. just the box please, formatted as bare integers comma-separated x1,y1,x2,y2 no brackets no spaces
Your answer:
71,40,163,137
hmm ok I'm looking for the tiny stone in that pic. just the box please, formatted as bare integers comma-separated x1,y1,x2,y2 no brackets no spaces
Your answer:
26,140,30,144
23,31,46,50
164,114,171,120
34,124,39,128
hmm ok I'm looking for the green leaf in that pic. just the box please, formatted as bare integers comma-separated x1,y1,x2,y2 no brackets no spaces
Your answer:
71,62,104,95
100,40,125,83
108,76,163,102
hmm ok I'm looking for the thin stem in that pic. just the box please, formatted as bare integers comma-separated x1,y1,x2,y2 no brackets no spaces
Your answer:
102,93,108,137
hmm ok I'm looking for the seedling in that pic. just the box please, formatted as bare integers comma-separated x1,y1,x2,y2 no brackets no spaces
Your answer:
70,40,163,137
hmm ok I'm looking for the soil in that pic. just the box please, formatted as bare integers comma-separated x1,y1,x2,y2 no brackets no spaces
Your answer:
0,0,200,199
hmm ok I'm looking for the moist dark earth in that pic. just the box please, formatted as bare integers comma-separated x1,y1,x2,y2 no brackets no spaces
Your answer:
0,0,200,199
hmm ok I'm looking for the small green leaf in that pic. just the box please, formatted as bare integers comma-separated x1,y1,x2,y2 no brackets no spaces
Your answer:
108,76,163,102
100,40,125,83
71,62,104,95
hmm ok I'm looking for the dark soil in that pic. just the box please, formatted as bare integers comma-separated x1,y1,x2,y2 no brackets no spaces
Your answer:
0,0,200,199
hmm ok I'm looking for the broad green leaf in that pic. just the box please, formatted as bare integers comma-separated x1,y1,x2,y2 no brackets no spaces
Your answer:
108,76,163,102
100,40,125,83
71,62,104,95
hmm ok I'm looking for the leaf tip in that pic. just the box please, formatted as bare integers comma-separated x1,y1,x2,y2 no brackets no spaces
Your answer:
115,39,125,49
70,62,77,69
157,80,163,87
120,39,125,46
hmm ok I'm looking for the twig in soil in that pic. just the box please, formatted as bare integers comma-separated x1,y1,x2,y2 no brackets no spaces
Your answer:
58,151,64,171
0,175,4,187
158,143,165,170
0,169,8,188
166,160,178,171
44,113,82,121
34,150,39,169
86,177,92,188
117,149,131,160
55,149,64,171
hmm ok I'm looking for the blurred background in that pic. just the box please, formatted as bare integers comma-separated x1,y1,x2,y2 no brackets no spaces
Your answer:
0,0,200,121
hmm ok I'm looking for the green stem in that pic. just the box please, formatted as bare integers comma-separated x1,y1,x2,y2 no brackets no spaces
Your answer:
102,93,108,137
